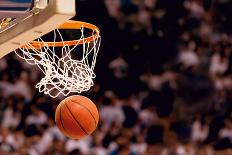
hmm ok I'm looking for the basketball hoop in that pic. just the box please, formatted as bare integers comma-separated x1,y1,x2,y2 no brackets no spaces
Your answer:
15,20,101,98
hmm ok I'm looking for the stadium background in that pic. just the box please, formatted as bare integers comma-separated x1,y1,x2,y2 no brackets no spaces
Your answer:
0,0,232,154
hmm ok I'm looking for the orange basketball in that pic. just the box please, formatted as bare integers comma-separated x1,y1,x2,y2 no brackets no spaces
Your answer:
55,95,99,139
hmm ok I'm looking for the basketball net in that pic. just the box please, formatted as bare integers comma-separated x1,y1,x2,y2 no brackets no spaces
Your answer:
15,23,101,98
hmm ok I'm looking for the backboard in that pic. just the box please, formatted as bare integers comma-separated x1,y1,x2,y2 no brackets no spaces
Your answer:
0,0,33,18
0,0,76,58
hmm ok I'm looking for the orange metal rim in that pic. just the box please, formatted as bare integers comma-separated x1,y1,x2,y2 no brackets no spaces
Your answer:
21,20,100,49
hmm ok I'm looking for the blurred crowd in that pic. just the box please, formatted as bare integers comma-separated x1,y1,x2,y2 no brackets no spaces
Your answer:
0,0,232,155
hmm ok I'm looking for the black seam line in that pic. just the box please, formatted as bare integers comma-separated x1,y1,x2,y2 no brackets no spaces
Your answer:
60,106,69,134
65,103,88,135
70,99,97,127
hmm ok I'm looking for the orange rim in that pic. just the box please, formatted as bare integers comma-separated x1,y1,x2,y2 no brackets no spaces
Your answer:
21,20,100,49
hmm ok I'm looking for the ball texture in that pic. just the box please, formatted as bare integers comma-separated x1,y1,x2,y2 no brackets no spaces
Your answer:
55,95,99,139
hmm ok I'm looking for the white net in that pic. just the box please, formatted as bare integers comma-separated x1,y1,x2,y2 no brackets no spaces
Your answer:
15,25,101,98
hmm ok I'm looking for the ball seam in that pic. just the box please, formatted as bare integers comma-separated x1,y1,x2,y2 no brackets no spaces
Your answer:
69,99,98,127
65,103,89,135
59,106,70,137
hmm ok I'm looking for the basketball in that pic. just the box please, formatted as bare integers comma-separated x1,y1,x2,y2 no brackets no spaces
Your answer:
55,95,99,139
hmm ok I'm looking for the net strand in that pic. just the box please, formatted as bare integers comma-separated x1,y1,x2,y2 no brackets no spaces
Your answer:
15,26,101,98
